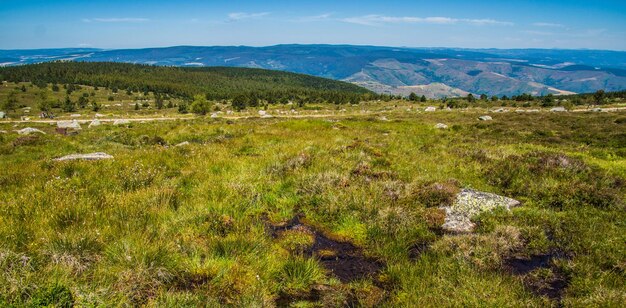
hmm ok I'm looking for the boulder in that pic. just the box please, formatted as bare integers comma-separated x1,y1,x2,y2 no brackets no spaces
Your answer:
53,152,113,161
550,106,567,112
441,189,520,233
88,119,101,128
113,119,131,125
57,120,82,130
210,113,219,118
16,127,45,135
0,111,5,118
435,123,448,129
478,115,493,121
175,141,190,147
425,106,437,112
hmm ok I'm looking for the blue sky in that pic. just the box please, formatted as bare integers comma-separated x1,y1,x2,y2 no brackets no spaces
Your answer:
1,0,625,50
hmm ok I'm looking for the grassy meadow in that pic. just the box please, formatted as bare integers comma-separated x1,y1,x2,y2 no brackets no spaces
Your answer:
1,104,625,306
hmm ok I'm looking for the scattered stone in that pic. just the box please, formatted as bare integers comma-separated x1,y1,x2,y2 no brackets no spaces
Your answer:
16,127,45,135
261,114,274,118
70,114,81,118
88,119,101,128
425,106,437,112
478,115,493,121
258,110,267,116
550,107,566,112
526,109,540,113
435,123,448,129
57,120,82,130
175,141,190,147
592,108,603,112
440,189,520,233
0,130,7,133
53,152,113,161
0,111,5,118
515,109,525,113
379,116,389,121
113,119,131,125
210,113,219,118
94,113,105,118
493,108,506,113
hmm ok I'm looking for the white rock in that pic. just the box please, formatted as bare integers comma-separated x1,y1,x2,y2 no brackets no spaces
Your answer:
0,111,5,118
261,114,274,118
526,109,540,113
425,106,437,112
70,114,81,118
258,110,267,116
210,113,219,118
95,113,105,118
493,108,506,113
0,130,7,133
88,119,101,128
53,152,113,161
175,141,190,147
57,120,82,130
113,119,131,125
478,115,493,121
550,106,567,112
441,189,520,233
435,123,448,129
16,127,45,135
379,116,389,121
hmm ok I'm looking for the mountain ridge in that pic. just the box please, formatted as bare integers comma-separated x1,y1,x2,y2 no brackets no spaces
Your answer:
1,44,625,98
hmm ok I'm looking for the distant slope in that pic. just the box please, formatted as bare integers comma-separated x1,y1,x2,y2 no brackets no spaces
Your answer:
1,45,625,97
0,62,373,102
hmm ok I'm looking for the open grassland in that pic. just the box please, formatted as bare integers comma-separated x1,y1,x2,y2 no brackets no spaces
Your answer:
0,109,625,306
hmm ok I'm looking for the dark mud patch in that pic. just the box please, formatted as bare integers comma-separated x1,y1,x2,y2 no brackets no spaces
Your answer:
269,215,384,283
504,253,570,302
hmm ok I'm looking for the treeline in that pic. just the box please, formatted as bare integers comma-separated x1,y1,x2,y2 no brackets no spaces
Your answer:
0,62,387,105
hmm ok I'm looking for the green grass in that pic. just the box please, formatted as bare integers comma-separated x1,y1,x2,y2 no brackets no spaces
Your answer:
0,105,625,306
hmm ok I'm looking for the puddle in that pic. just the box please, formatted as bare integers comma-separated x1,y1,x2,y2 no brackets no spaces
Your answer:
269,216,384,283
504,253,569,302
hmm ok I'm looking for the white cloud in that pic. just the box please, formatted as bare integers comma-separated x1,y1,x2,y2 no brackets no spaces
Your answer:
293,13,334,22
227,12,270,21
82,18,149,23
340,15,512,26
532,22,565,28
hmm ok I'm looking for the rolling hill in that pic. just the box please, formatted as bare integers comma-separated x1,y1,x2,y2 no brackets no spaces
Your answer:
1,45,625,98
0,62,373,103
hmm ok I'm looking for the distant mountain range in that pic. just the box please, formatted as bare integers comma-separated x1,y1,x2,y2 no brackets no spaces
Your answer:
1,45,625,97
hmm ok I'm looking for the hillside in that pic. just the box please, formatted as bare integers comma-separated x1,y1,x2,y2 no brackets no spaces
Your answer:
0,62,374,104
1,45,625,97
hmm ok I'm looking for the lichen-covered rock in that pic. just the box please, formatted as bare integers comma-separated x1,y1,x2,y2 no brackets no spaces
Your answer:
53,152,113,161
16,127,45,135
57,120,82,130
440,189,520,233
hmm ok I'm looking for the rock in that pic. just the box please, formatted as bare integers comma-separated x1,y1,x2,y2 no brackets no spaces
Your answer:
95,113,105,118
435,123,448,129
592,108,603,112
478,115,493,121
258,110,267,116
57,120,82,130
175,141,190,147
261,114,274,118
16,127,45,135
441,189,520,233
379,116,389,121
0,111,5,118
0,130,7,134
493,108,506,113
550,107,567,112
70,114,81,118
53,152,113,161
515,109,525,113
425,106,437,112
88,119,101,128
210,113,218,118
113,119,131,125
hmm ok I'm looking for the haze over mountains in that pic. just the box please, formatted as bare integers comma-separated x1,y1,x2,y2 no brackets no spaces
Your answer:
1,45,625,98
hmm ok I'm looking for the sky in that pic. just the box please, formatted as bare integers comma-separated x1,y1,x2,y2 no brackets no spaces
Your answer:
1,0,625,50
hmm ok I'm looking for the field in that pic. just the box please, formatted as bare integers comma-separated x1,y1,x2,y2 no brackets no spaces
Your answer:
1,97,625,306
